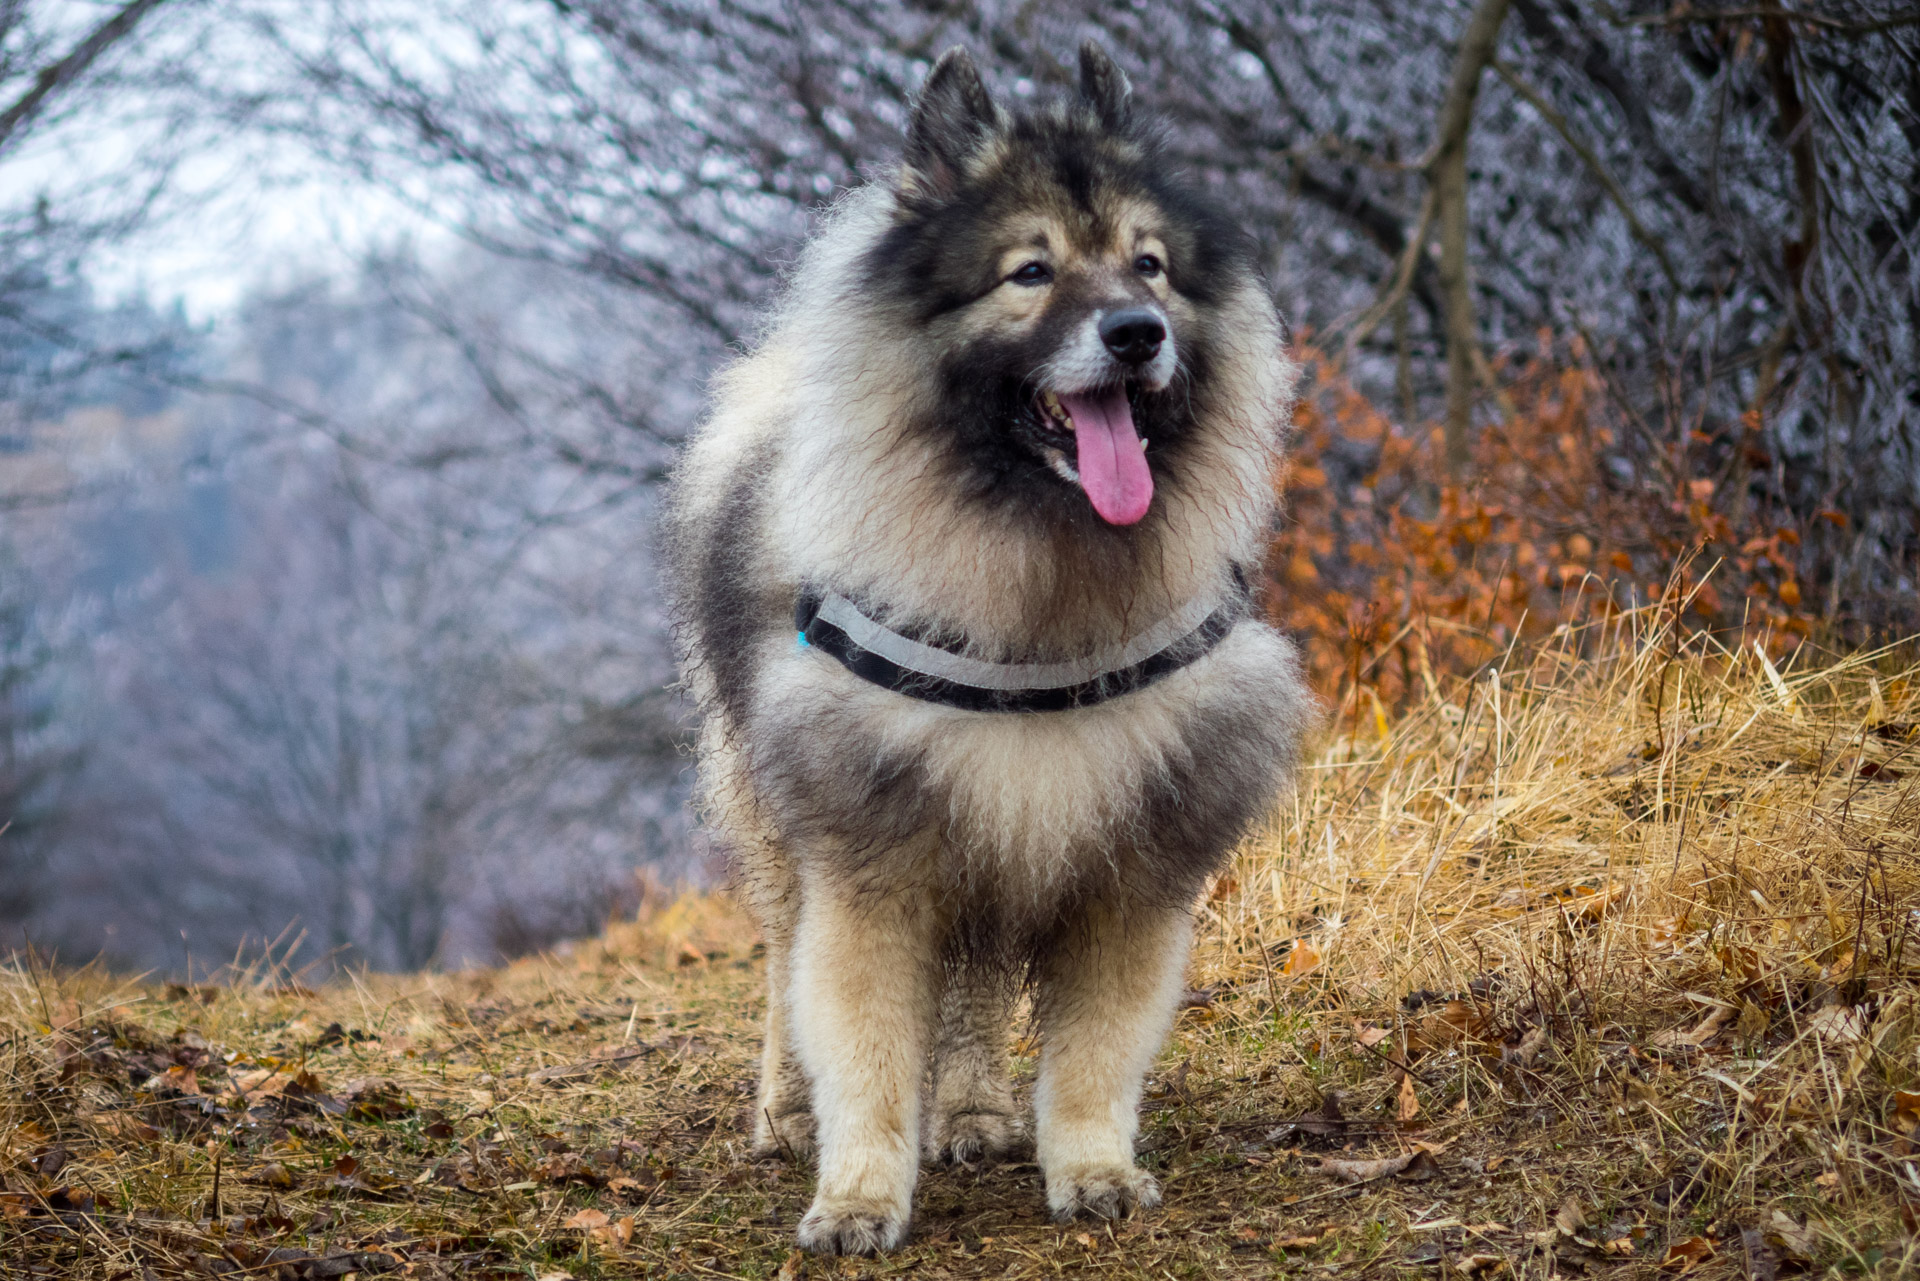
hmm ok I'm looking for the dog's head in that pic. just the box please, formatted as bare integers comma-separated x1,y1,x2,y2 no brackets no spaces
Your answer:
860,44,1257,528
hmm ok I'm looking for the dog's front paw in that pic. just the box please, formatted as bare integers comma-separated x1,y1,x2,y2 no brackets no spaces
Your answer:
1046,1164,1160,1222
796,1196,909,1255
927,1108,1026,1166
751,1108,816,1161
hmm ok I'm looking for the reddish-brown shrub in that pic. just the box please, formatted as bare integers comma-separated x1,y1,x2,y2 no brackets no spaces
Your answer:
1267,341,1824,715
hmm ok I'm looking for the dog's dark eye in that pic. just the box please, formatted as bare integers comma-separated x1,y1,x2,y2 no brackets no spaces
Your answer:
1134,254,1163,277
1009,261,1052,286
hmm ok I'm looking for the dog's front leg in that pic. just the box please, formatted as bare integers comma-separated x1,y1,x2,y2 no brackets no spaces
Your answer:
1033,897,1190,1221
787,871,941,1255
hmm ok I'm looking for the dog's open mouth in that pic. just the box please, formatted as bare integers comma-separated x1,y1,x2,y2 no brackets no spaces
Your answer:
1031,385,1153,526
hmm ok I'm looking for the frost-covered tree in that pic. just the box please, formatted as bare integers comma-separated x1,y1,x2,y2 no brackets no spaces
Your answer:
245,0,1920,618
29,259,695,972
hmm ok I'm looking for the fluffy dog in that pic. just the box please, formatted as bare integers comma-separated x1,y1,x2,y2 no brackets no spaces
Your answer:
663,43,1310,1256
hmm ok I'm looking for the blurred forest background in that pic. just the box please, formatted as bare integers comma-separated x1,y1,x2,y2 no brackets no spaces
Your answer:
2,0,1916,975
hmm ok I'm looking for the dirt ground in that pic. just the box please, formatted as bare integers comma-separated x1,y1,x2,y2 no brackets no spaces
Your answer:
4,627,1918,1278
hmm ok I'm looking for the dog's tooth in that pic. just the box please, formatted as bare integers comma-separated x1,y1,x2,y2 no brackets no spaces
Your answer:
1141,437,1150,450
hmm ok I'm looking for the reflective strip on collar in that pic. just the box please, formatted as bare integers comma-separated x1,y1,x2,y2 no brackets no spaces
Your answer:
813,590,1221,692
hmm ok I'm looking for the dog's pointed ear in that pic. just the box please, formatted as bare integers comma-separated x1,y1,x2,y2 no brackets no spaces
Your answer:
903,47,1001,196
1078,41,1132,129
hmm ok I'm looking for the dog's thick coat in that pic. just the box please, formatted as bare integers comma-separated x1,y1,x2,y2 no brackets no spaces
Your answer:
663,45,1311,1255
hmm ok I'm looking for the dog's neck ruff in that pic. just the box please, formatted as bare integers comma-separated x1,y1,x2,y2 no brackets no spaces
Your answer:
794,572,1249,713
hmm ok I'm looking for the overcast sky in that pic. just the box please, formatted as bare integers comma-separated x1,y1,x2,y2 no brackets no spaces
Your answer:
84,155,449,321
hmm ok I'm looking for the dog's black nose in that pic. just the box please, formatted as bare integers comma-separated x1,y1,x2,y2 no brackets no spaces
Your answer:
1099,309,1165,365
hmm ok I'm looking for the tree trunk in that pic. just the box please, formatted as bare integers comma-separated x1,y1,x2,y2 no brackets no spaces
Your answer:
1432,0,1513,474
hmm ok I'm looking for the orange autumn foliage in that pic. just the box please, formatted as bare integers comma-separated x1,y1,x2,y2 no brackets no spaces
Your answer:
1266,342,1820,713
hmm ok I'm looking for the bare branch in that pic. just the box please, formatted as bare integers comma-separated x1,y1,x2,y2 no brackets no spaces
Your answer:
0,0,170,154
1491,59,1683,294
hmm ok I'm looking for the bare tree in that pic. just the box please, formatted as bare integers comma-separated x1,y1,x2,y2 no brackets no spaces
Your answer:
232,0,1918,620
0,551,78,930
1,0,213,514
24,256,695,972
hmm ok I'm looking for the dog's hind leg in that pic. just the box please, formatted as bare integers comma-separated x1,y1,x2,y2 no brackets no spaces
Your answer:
925,963,1022,1165
1032,897,1190,1222
751,931,816,1159
789,868,944,1255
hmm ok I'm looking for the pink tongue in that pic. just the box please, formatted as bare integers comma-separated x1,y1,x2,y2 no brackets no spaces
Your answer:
1059,389,1153,525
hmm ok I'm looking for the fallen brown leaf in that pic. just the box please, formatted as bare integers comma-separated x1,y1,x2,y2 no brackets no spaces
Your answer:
1806,1005,1866,1044
231,1066,344,1115
1762,1211,1812,1263
1282,939,1322,979
529,1045,654,1087
1650,1004,1735,1049
149,1064,201,1096
324,1153,394,1198
528,1062,596,1086
1319,1148,1436,1183
340,1077,413,1120
248,1161,295,1190
533,1150,605,1187
1396,1074,1421,1123
95,1115,161,1144
1408,999,1489,1054
1321,1151,1414,1182
1503,1026,1548,1067
1660,1235,1716,1273
1279,1094,1346,1141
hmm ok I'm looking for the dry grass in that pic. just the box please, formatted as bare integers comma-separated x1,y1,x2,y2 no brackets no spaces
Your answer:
4,611,1918,1279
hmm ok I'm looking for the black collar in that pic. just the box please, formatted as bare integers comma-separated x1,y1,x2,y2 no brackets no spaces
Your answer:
793,571,1249,713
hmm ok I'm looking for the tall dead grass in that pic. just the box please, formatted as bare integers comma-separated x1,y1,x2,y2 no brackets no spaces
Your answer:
1191,604,1920,1268
1215,606,1916,1023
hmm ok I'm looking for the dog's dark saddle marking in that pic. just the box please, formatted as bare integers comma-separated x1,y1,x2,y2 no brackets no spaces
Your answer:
794,570,1249,713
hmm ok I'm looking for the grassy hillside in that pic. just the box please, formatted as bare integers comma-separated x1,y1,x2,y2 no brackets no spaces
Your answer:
4,616,1917,1279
